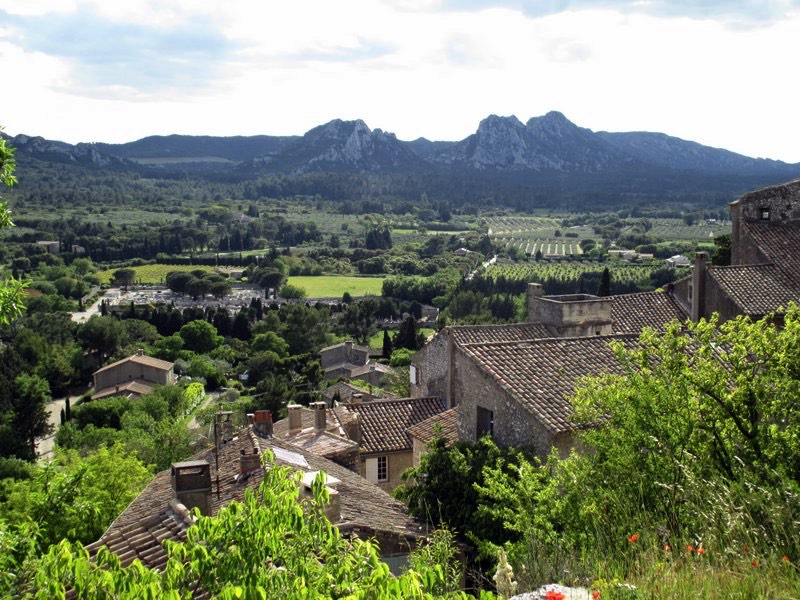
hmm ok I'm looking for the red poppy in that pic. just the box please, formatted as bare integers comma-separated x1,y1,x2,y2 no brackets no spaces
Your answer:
685,545,694,553
592,592,601,600
545,591,566,600
628,533,639,543
782,555,790,563
752,561,759,568
697,547,705,555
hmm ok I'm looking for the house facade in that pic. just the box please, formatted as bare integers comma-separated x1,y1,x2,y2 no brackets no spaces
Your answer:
92,350,175,400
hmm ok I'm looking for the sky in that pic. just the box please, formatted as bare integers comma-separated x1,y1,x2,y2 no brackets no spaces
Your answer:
1,0,799,162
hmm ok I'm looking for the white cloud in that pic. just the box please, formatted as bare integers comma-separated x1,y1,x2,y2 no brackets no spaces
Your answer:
0,0,798,162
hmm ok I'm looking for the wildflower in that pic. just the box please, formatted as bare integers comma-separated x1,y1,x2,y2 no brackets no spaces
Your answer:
545,591,566,600
782,555,790,563
697,546,705,556
752,561,759,568
743,544,749,553
628,533,639,543
592,591,601,600
685,545,694,553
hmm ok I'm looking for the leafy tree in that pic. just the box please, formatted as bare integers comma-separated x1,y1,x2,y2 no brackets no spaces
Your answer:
395,315,421,351
251,331,290,358
0,443,151,551
112,268,135,291
0,131,27,328
79,315,124,363
11,374,54,458
712,233,732,266
279,283,306,299
178,320,223,354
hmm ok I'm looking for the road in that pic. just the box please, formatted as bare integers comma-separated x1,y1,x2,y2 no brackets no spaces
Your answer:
36,397,68,460
71,288,117,323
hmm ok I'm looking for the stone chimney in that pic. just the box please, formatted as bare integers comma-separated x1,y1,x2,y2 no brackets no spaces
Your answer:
253,410,273,437
342,412,361,445
311,401,327,432
137,348,144,356
691,252,707,322
215,411,234,447
300,471,341,522
171,460,212,515
350,393,363,404
526,283,544,322
287,404,303,435
529,293,612,337
239,448,261,476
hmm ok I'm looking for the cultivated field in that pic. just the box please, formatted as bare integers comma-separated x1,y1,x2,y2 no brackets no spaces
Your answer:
285,275,385,298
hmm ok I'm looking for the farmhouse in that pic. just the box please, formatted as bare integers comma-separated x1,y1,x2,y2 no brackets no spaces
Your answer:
92,350,176,400
319,339,393,386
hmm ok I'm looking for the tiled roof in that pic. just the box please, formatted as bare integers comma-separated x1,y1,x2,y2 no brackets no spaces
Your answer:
448,322,555,345
94,354,174,375
341,397,446,454
101,427,424,573
91,380,155,400
460,335,639,433
320,341,370,355
323,381,377,402
349,361,393,377
278,429,359,458
407,408,459,446
741,221,800,287
609,291,688,333
707,264,800,316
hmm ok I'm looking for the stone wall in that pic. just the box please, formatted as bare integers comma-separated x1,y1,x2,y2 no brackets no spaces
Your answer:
453,347,557,458
359,450,413,493
411,330,451,405
730,180,800,265
95,360,174,391
528,294,613,337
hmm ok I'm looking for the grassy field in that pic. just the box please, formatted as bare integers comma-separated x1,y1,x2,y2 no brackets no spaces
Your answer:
286,275,386,298
95,264,219,285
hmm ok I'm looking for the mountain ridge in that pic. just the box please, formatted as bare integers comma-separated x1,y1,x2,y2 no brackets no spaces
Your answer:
6,112,800,208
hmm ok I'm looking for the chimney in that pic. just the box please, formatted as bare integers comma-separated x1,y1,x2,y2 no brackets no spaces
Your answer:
137,348,144,356
171,461,212,515
350,393,363,404
311,401,327,432
343,413,361,444
287,404,303,435
527,283,544,322
239,448,261,476
691,252,707,322
215,411,234,447
301,471,341,522
253,410,273,437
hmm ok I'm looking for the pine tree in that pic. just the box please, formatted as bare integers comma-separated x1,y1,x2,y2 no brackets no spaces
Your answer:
597,267,611,297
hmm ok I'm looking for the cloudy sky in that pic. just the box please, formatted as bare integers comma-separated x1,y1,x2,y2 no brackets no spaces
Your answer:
1,0,799,161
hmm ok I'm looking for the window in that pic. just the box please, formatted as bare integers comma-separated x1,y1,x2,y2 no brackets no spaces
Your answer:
760,208,770,220
366,456,389,483
476,406,494,438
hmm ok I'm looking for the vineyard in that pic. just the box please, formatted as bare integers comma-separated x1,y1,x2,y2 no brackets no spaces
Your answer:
485,216,593,256
484,261,688,295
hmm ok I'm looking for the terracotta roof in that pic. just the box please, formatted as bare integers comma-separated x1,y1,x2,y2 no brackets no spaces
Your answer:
93,354,174,375
741,221,800,287
407,408,459,446
101,427,424,573
459,335,639,433
91,380,155,400
609,291,688,333
448,322,555,346
707,264,800,316
341,397,446,454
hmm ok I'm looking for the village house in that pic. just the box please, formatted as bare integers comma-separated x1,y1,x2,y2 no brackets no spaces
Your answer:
408,408,459,466
410,179,800,458
91,350,176,400
319,339,393,386
89,414,426,579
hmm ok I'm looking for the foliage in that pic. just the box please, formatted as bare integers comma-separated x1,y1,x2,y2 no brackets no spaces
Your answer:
472,306,800,591
18,452,491,599
406,528,465,597
0,443,151,551
178,320,223,354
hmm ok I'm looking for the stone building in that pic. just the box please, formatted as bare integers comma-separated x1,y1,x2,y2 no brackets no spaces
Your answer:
92,350,175,400
672,179,800,322
319,340,393,386
90,421,425,578
411,179,800,458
